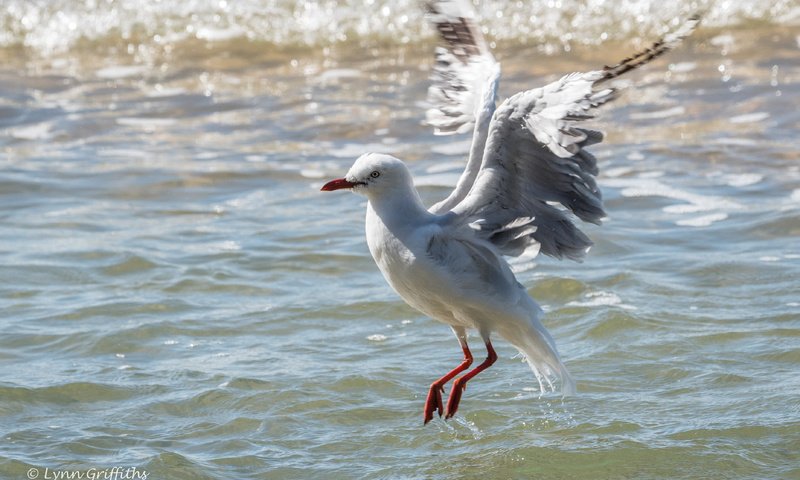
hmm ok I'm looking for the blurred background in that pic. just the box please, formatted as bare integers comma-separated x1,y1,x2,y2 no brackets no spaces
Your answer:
1,1,799,479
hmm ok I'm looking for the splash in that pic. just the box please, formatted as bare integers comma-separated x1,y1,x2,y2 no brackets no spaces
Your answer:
2,0,799,58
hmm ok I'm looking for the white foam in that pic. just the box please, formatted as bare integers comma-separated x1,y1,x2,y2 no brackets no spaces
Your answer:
366,334,387,342
603,166,635,178
224,190,274,210
425,160,465,174
96,65,148,79
116,117,177,127
711,138,760,147
639,171,665,179
98,148,148,159
328,142,398,158
146,86,188,98
567,291,636,310
629,106,686,120
218,240,241,251
431,139,472,156
676,213,728,227
606,177,740,213
300,169,327,179
724,173,763,187
669,62,697,73
195,25,246,41
510,260,538,274
314,68,362,84
414,172,460,188
710,34,735,47
3,1,797,56
729,112,770,124
606,173,737,226
663,204,709,214
10,122,53,140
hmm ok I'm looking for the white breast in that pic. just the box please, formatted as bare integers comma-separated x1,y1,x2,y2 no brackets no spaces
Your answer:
365,204,466,325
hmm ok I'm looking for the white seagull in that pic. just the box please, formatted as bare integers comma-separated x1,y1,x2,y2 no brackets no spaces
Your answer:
322,1,699,424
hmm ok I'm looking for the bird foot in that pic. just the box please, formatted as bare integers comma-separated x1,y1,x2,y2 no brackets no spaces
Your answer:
423,383,445,424
444,378,466,419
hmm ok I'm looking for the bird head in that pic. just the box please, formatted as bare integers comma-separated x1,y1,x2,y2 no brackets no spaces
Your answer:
321,153,413,197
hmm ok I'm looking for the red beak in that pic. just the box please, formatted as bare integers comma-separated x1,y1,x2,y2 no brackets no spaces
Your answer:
321,178,359,191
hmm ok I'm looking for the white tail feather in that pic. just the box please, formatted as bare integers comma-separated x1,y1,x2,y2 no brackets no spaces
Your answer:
500,307,577,396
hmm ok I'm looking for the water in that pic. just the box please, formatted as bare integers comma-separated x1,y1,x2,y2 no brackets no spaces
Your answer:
2,1,799,479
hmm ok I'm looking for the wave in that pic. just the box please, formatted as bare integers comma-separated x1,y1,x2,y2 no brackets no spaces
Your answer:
2,0,799,58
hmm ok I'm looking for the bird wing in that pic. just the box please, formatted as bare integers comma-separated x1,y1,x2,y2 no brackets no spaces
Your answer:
426,221,521,302
424,0,501,214
450,15,701,261
424,0,497,136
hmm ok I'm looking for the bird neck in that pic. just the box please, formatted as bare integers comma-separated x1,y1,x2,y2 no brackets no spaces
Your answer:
366,184,431,233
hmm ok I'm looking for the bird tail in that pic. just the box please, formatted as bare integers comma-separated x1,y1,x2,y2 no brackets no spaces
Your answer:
501,304,577,396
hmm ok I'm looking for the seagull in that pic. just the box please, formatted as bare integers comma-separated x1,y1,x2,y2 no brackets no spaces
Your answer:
322,0,699,424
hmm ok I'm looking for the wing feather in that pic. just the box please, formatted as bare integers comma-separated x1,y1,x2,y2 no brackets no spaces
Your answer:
424,0,501,214
426,226,520,298
424,0,497,136
450,15,700,261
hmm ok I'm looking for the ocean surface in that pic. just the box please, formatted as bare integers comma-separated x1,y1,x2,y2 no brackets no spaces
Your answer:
2,1,799,479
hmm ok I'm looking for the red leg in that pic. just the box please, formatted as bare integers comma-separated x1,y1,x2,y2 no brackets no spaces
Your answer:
424,343,473,424
445,340,497,419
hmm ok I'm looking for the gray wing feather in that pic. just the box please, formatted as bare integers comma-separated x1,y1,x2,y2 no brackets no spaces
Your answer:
427,228,519,297
459,83,607,261
424,0,501,214
450,16,700,261
424,0,496,136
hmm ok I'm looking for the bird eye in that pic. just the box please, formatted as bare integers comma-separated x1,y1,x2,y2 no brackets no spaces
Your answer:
370,171,380,178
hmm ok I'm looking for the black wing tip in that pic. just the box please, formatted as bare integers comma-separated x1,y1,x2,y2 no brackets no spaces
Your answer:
599,13,702,83
424,0,489,63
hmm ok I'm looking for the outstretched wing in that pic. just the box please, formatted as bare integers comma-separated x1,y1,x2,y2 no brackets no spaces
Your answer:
451,15,701,261
424,0,501,214
424,0,497,135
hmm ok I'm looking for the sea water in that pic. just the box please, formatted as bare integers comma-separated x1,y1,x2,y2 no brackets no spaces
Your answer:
1,1,799,478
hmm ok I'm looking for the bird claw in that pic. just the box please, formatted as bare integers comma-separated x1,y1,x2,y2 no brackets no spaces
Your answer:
423,383,445,424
